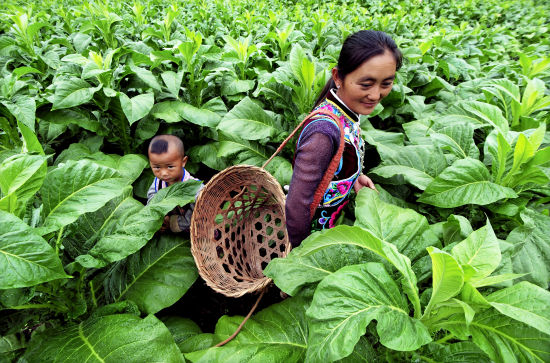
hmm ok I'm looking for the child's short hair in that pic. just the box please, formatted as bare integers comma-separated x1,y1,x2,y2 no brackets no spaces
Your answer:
149,135,184,157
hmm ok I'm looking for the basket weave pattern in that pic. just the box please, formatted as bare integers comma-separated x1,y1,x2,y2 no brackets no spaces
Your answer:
190,165,290,297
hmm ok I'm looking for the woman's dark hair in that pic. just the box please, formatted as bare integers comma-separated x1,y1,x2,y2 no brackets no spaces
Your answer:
313,30,402,109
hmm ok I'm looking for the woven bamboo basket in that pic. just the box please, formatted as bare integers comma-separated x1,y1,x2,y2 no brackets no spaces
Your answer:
190,164,290,298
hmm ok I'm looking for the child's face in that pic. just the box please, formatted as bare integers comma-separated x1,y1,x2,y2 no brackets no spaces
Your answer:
149,145,188,186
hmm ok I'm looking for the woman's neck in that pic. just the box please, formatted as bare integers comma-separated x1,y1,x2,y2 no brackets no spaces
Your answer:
329,89,359,121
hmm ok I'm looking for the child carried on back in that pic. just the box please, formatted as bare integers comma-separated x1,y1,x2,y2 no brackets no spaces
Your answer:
147,134,203,233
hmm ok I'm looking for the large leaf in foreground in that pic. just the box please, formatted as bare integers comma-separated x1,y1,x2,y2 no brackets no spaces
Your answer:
38,160,128,235
0,211,68,289
506,209,550,288
63,187,143,258
186,298,310,363
371,144,447,190
487,282,550,336
265,226,420,317
77,180,201,267
419,158,517,208
23,314,183,362
0,153,46,216
424,247,464,315
306,263,431,362
354,188,439,262
451,222,500,283
217,97,278,141
441,309,550,363
105,234,198,314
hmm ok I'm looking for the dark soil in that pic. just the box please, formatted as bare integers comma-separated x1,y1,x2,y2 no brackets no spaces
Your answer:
158,276,286,333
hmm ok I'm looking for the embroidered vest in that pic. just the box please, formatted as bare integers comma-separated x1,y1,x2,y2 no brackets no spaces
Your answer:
300,99,364,231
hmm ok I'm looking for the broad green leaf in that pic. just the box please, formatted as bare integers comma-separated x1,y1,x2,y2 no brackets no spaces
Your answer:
129,64,162,91
38,160,128,235
289,44,314,89
2,95,35,131
415,342,491,363
451,222,500,282
217,133,274,167
471,273,525,288
0,210,68,289
419,158,517,208
442,214,473,246
217,97,277,141
306,263,431,362
52,77,101,110
105,234,198,314
18,120,44,155
151,100,185,123
487,282,550,335
371,144,447,190
354,188,439,262
83,153,148,184
63,187,142,258
78,180,201,267
161,317,203,353
424,247,464,315
38,108,100,132
264,156,292,186
221,74,255,96
441,308,550,363
506,209,550,288
461,101,509,133
151,100,221,127
160,70,183,98
0,153,46,216
23,314,183,362
188,143,227,170
430,122,479,159
178,102,222,128
265,225,421,318
119,92,154,125
186,297,310,363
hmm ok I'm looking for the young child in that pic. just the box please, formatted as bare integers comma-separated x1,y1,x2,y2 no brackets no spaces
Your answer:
147,134,203,233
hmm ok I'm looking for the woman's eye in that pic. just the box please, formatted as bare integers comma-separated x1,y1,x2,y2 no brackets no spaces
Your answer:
382,82,394,87
360,84,373,88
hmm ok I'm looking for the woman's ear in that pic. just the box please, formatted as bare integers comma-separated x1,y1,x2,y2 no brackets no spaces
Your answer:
331,67,341,88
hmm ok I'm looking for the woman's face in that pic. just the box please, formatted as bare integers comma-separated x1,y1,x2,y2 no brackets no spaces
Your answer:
333,50,397,115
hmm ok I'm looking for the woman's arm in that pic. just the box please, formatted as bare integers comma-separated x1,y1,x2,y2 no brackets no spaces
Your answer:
286,131,338,247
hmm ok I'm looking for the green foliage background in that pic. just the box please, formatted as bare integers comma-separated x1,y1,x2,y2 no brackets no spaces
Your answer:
0,0,549,361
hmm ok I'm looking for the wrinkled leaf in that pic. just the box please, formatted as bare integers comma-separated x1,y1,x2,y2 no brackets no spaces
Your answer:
419,158,517,208
105,234,198,314
23,314,183,362
306,263,431,362
0,210,68,289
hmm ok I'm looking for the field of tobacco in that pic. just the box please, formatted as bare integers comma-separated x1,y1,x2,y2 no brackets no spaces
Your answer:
0,0,549,361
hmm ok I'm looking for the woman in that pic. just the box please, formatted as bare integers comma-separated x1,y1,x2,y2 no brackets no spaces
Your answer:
285,30,402,247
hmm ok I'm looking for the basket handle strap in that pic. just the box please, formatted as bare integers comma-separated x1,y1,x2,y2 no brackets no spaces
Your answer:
261,109,342,169
307,113,345,219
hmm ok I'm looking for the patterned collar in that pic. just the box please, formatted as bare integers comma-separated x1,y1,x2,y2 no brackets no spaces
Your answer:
328,89,359,122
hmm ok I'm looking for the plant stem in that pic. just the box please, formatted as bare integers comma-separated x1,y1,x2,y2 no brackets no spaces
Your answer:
90,281,98,308
417,355,438,363
7,303,56,310
435,333,455,344
55,226,64,255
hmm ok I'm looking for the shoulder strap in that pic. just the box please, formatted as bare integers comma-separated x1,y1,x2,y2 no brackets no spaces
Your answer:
306,111,345,219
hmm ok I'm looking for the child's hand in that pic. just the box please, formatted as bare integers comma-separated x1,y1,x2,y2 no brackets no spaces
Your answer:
160,215,170,232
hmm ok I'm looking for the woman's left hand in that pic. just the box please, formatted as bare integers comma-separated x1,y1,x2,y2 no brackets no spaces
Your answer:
354,174,377,193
